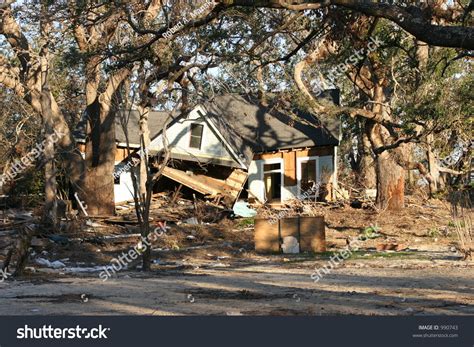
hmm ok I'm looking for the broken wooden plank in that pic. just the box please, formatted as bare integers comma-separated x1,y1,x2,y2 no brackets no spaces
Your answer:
162,167,223,196
225,169,248,196
162,167,248,207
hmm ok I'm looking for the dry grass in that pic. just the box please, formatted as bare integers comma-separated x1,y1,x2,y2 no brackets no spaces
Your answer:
449,190,473,260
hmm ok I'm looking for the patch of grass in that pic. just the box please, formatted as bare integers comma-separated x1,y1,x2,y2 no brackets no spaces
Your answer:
314,250,426,260
432,191,448,199
237,217,255,228
428,228,440,237
298,251,339,260
279,250,429,263
355,251,414,259
450,220,466,228
361,225,382,239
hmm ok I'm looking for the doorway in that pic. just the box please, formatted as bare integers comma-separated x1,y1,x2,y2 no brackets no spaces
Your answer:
263,160,283,202
297,156,319,199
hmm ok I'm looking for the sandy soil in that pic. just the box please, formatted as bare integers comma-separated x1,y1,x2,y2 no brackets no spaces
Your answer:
0,255,472,316
0,197,472,315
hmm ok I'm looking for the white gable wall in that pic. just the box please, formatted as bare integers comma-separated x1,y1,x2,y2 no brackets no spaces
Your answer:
149,108,237,165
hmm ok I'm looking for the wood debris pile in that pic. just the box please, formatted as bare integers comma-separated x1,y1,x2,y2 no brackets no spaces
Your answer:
114,192,231,224
0,210,38,276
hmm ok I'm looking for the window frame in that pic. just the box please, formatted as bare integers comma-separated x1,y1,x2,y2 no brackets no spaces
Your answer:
261,158,284,202
296,156,320,199
189,123,204,149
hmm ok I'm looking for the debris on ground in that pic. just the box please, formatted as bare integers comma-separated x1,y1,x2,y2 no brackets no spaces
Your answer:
281,236,300,254
35,258,66,269
233,201,257,218
0,195,469,285
182,217,200,225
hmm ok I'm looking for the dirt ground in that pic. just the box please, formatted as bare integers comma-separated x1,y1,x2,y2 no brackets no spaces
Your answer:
0,197,472,315
0,258,472,315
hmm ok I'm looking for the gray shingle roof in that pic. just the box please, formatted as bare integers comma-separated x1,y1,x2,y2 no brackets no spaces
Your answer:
74,109,172,146
115,110,173,145
203,92,340,166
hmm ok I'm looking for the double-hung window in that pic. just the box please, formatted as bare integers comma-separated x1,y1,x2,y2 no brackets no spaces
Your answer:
189,123,204,149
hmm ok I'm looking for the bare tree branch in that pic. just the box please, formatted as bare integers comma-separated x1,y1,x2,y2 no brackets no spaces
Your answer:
218,0,474,49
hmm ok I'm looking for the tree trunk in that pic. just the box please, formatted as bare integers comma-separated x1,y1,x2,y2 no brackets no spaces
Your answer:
42,124,57,227
39,5,56,225
138,105,151,271
138,106,150,198
407,146,416,189
375,150,405,210
33,90,85,202
368,118,406,211
426,133,439,196
357,127,376,189
83,100,116,216
80,66,130,216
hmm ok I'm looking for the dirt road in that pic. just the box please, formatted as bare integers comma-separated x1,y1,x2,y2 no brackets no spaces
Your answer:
0,257,472,316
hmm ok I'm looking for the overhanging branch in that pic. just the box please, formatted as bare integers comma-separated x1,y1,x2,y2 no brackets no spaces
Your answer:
218,0,474,49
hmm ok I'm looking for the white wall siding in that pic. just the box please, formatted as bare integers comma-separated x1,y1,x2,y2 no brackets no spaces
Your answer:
114,170,135,203
149,108,235,164
248,160,265,203
282,185,298,201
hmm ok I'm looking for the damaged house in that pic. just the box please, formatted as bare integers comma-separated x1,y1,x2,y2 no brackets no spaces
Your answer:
76,93,340,207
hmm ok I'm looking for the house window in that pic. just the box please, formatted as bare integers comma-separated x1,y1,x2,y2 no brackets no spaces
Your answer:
263,161,282,202
300,159,317,192
189,123,204,149
297,157,319,200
